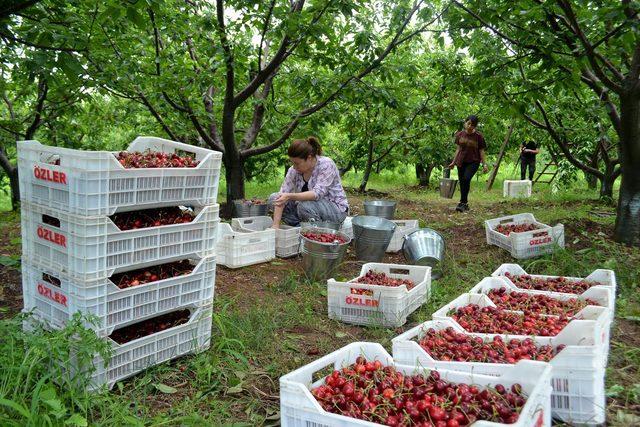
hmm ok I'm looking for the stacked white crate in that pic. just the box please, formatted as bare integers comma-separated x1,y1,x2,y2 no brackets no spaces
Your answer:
17,137,221,390
231,216,297,259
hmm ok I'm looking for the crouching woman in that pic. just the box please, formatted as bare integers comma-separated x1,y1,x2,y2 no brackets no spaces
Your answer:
269,137,349,229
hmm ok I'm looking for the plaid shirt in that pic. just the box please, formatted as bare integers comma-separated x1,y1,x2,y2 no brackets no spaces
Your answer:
280,156,349,212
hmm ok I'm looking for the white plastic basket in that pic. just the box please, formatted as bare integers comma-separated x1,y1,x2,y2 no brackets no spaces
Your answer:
216,222,275,268
18,137,222,216
24,305,212,391
392,319,606,425
21,255,215,337
432,293,611,352
21,201,219,281
280,342,552,427
385,220,420,253
484,213,564,259
491,263,616,322
327,263,431,327
231,216,301,258
340,217,353,240
503,180,532,198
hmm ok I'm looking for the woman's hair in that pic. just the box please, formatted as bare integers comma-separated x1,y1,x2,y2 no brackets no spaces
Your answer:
288,136,322,159
465,115,479,126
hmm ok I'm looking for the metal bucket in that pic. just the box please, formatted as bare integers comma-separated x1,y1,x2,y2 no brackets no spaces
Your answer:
352,215,396,262
233,200,268,217
439,179,458,199
363,200,397,219
301,227,351,281
402,228,445,279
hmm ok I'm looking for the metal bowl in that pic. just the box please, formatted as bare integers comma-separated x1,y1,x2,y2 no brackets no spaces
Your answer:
233,200,268,217
351,215,396,262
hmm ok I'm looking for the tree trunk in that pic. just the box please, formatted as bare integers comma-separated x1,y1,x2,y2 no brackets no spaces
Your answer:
586,148,599,190
415,163,434,187
225,158,245,202
486,124,513,190
613,95,640,246
599,162,618,199
9,168,19,211
339,161,353,177
358,140,374,193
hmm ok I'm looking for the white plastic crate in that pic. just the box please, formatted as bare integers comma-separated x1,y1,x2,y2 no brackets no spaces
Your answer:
340,216,353,240
21,255,215,337
432,293,611,352
21,201,219,281
385,219,420,252
216,222,275,268
503,180,532,198
492,263,616,322
24,305,212,391
280,342,552,427
485,213,564,259
392,319,606,425
231,216,301,258
327,263,431,327
17,137,222,216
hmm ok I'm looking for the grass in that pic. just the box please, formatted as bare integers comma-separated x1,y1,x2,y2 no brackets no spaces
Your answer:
1,176,639,425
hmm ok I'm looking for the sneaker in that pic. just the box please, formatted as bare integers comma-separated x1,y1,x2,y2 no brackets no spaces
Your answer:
462,203,470,211
455,203,465,212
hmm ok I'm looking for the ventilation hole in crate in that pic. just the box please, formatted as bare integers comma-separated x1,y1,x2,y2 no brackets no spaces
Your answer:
159,245,181,258
160,232,181,245
136,191,160,203
161,189,183,200
137,177,161,190
134,235,158,249
162,177,184,187
42,273,61,287
340,307,383,319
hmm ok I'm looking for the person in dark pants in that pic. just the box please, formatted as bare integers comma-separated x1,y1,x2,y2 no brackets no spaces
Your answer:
448,115,488,212
520,141,540,180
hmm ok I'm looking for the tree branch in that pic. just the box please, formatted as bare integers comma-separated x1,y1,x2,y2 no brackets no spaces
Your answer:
240,73,273,151
203,86,222,148
0,30,86,52
555,0,625,91
24,78,48,139
137,91,180,141
257,0,276,72
181,95,223,152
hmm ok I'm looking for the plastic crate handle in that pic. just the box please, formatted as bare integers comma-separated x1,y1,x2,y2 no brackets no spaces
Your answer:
499,218,516,225
389,268,410,275
42,272,62,287
532,230,550,237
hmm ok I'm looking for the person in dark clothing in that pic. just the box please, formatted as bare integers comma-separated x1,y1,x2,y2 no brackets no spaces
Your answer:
520,141,540,180
448,115,488,212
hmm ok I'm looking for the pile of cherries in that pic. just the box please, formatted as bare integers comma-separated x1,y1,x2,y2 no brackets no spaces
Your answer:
111,207,195,230
109,309,191,344
494,223,540,236
504,272,599,294
311,356,527,425
115,150,199,168
110,260,195,289
450,304,569,336
302,231,349,244
486,287,599,316
418,327,564,364
353,270,415,290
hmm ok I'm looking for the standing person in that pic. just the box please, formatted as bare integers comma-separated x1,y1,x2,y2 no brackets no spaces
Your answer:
448,115,489,212
520,140,540,180
269,136,349,228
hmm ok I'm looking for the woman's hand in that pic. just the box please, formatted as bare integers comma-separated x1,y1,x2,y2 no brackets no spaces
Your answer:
274,192,291,207
447,162,455,169
482,163,489,173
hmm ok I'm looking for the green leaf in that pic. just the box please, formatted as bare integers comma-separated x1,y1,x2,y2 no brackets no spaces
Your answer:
65,414,88,426
226,385,244,394
0,398,30,419
335,331,348,338
153,383,177,394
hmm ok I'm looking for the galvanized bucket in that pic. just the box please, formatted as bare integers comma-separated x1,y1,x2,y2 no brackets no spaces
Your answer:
402,228,445,279
363,200,397,219
439,179,458,199
352,215,396,262
233,200,268,217
301,227,351,281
